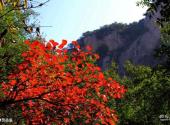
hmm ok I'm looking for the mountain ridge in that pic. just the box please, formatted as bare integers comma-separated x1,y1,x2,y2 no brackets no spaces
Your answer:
77,16,161,74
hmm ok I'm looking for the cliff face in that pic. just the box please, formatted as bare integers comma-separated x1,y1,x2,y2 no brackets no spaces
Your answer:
77,17,161,73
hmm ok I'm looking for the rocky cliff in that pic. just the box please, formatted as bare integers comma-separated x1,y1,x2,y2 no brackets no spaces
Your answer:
77,17,161,74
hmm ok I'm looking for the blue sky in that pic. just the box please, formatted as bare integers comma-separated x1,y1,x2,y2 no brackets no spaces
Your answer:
35,0,147,43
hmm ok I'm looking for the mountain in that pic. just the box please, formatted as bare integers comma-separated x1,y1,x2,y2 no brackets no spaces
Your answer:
77,16,161,74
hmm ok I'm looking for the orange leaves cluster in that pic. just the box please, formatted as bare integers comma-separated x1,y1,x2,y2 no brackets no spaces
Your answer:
0,40,126,124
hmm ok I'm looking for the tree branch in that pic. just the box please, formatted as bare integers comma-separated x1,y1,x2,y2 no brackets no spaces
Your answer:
0,0,50,19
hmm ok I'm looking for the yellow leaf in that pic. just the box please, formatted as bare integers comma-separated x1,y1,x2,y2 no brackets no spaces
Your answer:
6,0,11,3
24,0,27,8
13,0,20,7
0,0,4,10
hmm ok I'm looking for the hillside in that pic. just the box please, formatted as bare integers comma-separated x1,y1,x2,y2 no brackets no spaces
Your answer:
77,16,161,74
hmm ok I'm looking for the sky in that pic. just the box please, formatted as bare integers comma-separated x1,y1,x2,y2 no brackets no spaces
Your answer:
35,0,147,43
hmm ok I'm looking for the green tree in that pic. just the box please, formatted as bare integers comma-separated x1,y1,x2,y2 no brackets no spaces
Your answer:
0,0,49,46
122,61,170,125
108,1,170,124
138,0,170,74
0,0,50,75
105,61,170,125
137,0,170,24
0,0,39,80
0,41,27,82
0,5,36,45
0,0,28,10
0,1,48,122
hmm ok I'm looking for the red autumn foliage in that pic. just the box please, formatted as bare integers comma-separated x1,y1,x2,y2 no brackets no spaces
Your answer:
0,40,126,125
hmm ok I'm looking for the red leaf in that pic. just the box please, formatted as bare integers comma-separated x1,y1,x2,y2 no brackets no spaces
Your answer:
49,39,59,47
98,72,104,79
62,39,67,45
86,45,92,51
1,39,126,124
10,80,16,86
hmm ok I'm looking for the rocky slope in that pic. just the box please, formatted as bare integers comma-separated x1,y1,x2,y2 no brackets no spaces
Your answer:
77,16,161,74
